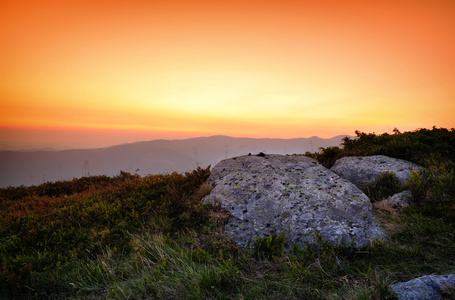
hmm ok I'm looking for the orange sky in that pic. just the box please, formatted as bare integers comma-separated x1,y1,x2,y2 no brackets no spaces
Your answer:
1,0,454,149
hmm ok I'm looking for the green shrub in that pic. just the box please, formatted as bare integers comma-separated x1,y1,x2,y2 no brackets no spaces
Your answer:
341,127,455,165
314,146,344,168
0,167,211,298
252,232,287,260
365,171,404,202
407,159,455,204
407,168,429,204
309,127,455,167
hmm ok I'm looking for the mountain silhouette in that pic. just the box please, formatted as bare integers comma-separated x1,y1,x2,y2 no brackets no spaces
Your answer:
0,135,350,188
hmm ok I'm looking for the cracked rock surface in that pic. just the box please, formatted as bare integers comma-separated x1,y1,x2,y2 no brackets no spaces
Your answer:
203,154,385,249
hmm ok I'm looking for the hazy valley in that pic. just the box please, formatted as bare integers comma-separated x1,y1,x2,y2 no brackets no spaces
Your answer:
0,135,348,188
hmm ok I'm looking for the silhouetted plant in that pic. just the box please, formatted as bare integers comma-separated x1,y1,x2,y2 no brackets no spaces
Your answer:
339,126,455,164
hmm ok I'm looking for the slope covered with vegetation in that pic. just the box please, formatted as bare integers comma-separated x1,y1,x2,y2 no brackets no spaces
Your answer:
308,126,455,168
1,127,454,299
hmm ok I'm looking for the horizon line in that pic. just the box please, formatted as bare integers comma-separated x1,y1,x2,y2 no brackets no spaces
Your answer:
0,134,354,152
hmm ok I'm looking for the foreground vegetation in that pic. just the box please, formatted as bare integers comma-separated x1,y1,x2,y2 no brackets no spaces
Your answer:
1,127,454,299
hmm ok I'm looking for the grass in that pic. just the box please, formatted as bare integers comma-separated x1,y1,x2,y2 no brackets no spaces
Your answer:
1,127,455,299
364,171,405,202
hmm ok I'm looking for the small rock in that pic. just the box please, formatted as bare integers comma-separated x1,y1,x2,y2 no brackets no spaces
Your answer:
391,274,455,300
383,190,412,208
331,155,422,192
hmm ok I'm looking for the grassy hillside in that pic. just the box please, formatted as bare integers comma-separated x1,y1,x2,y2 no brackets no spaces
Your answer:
1,127,454,299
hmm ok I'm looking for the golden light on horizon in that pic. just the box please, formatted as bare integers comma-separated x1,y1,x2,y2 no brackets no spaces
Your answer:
1,0,455,148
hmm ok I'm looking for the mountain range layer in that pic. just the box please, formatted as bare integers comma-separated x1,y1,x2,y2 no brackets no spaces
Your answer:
0,135,349,188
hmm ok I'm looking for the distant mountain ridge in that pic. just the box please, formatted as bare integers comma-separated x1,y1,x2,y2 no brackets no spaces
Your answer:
0,135,351,188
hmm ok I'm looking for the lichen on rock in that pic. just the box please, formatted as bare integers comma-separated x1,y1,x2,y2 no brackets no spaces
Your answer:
391,274,455,300
203,154,385,249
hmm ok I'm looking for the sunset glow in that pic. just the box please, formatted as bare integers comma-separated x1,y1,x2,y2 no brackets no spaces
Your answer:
1,0,455,148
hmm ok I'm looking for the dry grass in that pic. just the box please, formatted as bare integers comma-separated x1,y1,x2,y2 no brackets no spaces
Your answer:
373,200,406,235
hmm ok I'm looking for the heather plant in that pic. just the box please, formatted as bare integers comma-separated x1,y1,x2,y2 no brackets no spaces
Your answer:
0,167,211,298
0,175,118,200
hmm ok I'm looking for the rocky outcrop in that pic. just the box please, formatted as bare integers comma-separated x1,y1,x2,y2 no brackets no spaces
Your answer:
391,274,455,300
203,154,385,249
330,155,422,192
203,153,455,296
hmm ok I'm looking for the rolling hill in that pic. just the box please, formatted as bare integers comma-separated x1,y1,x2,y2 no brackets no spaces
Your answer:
0,135,349,188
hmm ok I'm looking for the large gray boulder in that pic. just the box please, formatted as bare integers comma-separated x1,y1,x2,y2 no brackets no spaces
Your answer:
391,274,455,300
330,155,421,192
203,154,385,249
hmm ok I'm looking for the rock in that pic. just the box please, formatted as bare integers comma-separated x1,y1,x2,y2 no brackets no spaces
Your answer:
330,155,422,192
383,190,412,208
391,274,455,300
373,190,412,218
203,154,385,249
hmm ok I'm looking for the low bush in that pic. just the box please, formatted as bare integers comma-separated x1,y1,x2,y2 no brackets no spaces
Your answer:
0,167,211,298
365,171,404,202
308,126,455,168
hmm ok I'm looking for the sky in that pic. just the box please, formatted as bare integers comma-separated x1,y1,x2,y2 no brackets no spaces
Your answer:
1,0,454,149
